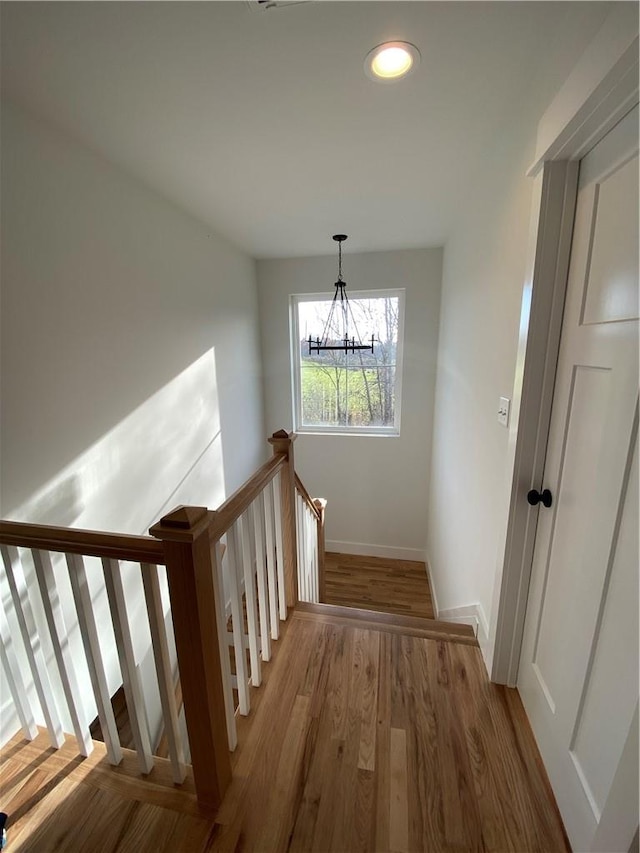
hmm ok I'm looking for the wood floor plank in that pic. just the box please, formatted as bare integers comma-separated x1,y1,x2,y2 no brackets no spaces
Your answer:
327,625,352,741
257,694,311,852
389,727,409,853
357,629,380,772
350,767,376,853
329,628,366,853
404,636,444,852
426,640,484,851
375,632,392,853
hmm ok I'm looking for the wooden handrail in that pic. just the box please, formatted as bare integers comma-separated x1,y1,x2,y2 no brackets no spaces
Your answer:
294,473,321,522
0,520,165,564
209,453,286,541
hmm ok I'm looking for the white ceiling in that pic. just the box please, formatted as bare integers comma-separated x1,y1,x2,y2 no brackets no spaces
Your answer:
1,1,612,257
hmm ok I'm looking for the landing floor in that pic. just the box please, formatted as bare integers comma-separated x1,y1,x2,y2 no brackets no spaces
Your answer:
215,613,568,852
324,552,435,619
1,612,569,852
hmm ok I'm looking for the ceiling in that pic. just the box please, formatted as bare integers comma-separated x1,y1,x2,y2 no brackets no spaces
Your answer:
1,1,612,258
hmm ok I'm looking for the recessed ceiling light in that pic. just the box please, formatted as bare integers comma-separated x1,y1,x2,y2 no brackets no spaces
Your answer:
365,41,420,82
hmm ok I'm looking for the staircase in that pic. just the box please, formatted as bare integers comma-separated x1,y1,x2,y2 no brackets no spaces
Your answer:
6,428,552,853
1,600,484,852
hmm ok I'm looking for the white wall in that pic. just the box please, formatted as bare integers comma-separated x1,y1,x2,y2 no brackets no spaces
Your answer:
257,248,442,561
0,101,265,744
426,4,638,668
427,123,536,644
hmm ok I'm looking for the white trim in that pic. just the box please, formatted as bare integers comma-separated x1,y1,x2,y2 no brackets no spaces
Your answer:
491,161,579,685
424,556,439,617
476,602,490,658
436,603,490,647
425,557,489,666
325,539,426,563
492,7,639,686
436,605,479,636
529,11,639,174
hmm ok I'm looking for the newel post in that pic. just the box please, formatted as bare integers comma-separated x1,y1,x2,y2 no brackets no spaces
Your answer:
268,429,298,607
150,505,231,812
314,498,327,603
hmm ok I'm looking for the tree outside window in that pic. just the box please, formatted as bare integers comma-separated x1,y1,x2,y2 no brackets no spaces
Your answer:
291,290,405,434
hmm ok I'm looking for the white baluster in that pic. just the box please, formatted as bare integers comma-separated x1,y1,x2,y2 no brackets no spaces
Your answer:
32,549,93,756
1,545,65,748
140,563,188,779
272,475,286,620
263,484,279,639
296,494,304,602
308,506,314,603
306,504,312,602
301,496,309,603
102,558,153,774
208,544,237,751
311,508,318,603
311,508,319,603
301,497,307,603
228,522,250,715
0,595,38,740
66,552,122,765
252,494,271,663
239,513,261,688
307,506,313,602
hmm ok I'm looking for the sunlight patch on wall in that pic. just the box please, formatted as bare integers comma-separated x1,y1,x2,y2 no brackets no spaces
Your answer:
8,348,226,535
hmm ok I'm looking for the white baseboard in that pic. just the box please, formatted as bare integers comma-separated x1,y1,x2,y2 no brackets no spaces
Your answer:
424,557,440,616
325,540,427,563
435,604,480,637
425,556,489,645
477,603,489,646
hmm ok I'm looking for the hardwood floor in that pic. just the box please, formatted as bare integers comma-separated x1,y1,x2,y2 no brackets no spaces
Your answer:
0,730,214,851
324,552,435,619
1,611,569,852
213,614,568,852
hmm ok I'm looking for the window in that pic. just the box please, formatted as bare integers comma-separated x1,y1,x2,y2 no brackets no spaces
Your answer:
291,289,405,435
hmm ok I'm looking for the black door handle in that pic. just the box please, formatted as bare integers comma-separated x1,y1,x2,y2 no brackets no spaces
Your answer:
527,488,552,508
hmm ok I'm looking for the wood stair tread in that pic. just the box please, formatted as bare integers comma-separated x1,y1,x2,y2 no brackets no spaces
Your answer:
294,601,478,645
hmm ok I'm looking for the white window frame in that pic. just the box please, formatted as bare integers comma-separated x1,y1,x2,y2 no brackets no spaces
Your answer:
290,288,406,436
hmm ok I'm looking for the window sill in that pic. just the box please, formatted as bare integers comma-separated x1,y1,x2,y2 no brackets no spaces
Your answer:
296,427,400,438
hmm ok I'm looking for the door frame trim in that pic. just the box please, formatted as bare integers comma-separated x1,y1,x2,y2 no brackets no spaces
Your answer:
490,19,639,686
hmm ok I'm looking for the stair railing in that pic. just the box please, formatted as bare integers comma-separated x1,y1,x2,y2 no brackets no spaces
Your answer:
0,429,325,812
0,522,185,785
294,473,326,604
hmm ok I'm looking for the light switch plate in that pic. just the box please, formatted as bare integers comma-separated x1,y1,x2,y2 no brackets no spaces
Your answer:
498,396,510,427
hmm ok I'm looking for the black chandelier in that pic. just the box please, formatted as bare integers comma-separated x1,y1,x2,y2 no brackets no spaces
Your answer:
307,235,377,355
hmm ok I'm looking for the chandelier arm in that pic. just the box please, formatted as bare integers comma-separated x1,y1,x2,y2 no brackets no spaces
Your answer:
345,292,368,347
340,285,349,341
318,287,341,345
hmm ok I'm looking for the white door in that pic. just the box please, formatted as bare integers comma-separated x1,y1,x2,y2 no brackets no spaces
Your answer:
518,103,639,853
